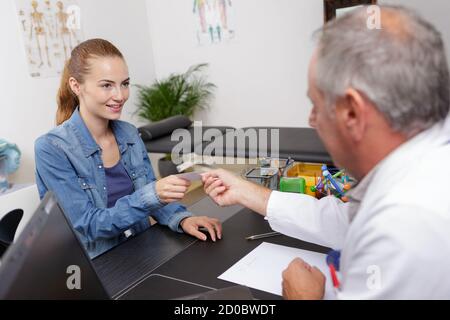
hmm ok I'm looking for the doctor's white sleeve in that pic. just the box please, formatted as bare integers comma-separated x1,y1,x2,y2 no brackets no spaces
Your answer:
266,191,350,249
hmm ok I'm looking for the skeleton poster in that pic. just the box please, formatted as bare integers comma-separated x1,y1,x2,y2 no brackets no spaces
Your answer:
193,0,235,46
15,0,84,78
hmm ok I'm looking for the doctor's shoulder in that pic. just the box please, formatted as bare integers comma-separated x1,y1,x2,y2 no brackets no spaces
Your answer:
374,140,449,213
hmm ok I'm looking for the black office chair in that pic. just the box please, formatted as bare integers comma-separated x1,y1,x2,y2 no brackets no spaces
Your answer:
0,209,23,258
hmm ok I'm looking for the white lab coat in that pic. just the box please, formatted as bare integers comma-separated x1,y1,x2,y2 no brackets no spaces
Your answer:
266,117,450,299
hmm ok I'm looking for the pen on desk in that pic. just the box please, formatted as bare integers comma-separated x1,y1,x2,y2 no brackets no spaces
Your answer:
245,231,282,241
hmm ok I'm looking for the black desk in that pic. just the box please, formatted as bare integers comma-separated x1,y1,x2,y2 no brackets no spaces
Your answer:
93,197,243,298
94,198,330,300
93,223,196,298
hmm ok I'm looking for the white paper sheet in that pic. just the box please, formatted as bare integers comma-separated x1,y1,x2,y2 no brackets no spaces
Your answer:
218,242,336,300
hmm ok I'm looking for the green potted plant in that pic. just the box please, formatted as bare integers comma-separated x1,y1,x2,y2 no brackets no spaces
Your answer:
135,63,216,177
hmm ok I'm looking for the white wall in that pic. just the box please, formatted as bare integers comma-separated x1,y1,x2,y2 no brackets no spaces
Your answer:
2,0,449,184
146,0,450,130
0,0,156,184
146,0,324,129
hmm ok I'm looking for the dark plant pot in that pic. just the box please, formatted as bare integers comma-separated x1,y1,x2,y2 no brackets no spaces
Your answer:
158,157,179,178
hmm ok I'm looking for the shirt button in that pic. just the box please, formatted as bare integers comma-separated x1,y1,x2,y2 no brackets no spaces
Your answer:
98,165,103,169
124,230,133,238
104,187,107,190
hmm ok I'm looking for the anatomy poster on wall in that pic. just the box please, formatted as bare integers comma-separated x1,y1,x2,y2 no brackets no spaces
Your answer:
193,0,235,46
15,0,84,78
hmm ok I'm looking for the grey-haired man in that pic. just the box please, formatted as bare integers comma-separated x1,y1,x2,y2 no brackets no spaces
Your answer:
203,6,450,299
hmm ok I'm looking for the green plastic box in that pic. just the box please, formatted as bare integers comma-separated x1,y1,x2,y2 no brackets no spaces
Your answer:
279,177,306,194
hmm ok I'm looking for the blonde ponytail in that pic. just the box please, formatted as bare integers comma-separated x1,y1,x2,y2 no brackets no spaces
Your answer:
56,59,79,125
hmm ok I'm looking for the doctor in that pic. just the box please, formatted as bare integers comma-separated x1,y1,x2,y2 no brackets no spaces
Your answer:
202,6,450,299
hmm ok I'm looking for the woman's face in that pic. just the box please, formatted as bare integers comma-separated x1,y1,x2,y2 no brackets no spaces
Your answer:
72,56,130,122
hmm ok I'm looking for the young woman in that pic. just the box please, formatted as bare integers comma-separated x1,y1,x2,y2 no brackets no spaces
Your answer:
35,39,222,259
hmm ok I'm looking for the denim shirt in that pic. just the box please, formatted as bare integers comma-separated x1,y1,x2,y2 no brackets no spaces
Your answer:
35,109,192,259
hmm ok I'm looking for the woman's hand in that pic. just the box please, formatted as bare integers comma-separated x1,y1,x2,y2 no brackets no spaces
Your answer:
155,175,191,204
180,216,222,242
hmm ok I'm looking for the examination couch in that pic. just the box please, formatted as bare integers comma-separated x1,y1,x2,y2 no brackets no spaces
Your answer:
138,116,332,164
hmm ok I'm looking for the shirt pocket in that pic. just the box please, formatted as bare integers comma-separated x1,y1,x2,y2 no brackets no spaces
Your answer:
128,165,148,189
78,177,103,206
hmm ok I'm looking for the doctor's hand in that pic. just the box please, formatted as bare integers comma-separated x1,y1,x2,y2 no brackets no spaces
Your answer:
201,169,245,207
202,169,272,216
180,216,222,242
282,258,326,300
155,175,191,204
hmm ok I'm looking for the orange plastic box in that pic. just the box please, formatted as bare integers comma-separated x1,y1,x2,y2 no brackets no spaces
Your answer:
284,162,325,197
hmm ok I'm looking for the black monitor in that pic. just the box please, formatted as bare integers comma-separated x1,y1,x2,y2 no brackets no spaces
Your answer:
0,193,110,300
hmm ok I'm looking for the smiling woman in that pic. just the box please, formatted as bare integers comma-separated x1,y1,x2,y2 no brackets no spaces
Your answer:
34,39,222,259
55,39,127,126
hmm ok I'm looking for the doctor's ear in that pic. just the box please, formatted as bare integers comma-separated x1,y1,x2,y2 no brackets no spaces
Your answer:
68,77,81,97
336,88,368,142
